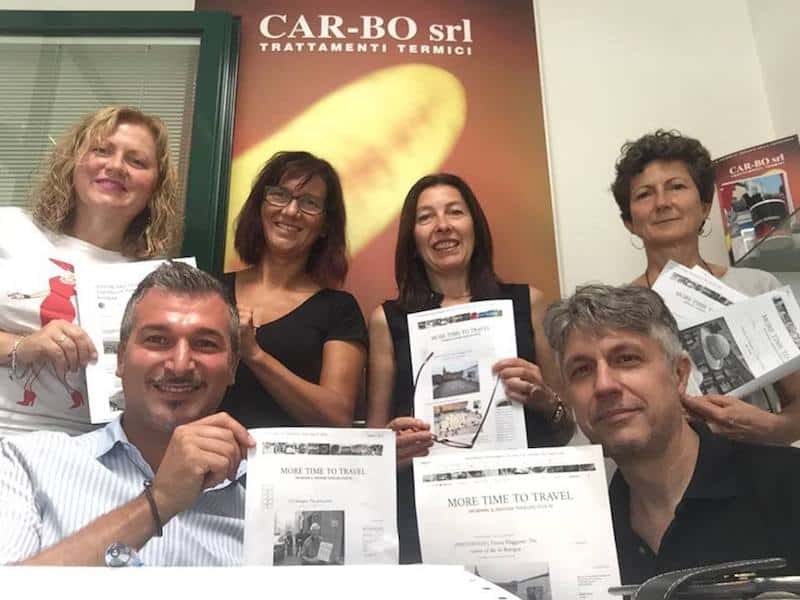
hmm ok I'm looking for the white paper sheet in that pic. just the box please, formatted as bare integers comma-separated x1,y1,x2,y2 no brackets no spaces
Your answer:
652,260,746,328
0,565,520,600
74,257,196,423
679,285,800,398
244,427,398,566
407,300,527,454
414,445,620,600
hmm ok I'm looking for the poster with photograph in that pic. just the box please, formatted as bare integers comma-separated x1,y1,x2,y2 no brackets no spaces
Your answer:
713,135,800,262
413,445,620,599
407,299,526,455
75,257,196,423
244,427,398,566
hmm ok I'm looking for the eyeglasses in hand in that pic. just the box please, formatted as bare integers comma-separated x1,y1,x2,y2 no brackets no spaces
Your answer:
411,351,500,449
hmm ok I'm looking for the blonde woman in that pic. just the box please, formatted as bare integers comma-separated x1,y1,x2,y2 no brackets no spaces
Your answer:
0,106,181,436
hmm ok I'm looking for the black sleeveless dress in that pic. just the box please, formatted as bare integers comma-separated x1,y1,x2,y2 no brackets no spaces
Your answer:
382,283,563,563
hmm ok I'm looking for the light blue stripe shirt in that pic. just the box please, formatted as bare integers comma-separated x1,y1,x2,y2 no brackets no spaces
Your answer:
0,416,245,565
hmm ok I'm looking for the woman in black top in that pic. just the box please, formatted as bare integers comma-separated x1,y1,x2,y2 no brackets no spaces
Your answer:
366,173,574,562
220,151,367,428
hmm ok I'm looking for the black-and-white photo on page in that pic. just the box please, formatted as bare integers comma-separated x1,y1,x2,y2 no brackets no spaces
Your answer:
466,561,552,600
680,317,754,394
431,352,480,399
273,509,345,566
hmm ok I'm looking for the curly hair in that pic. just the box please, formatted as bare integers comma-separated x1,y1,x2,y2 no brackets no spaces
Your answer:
234,151,348,287
30,106,180,258
611,129,714,222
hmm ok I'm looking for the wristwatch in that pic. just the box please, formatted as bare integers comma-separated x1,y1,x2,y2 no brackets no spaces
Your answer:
105,543,143,567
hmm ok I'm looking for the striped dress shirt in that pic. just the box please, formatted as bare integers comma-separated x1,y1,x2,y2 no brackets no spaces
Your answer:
0,416,245,565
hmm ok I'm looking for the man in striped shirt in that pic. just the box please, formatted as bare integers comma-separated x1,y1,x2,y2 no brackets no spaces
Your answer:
0,261,255,565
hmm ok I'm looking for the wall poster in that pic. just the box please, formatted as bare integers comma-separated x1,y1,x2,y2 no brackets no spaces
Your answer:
195,0,559,314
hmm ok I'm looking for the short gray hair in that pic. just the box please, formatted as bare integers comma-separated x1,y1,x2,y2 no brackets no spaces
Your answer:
119,261,239,357
544,284,683,369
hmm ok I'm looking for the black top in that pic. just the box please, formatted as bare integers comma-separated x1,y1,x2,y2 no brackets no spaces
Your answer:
610,422,800,584
219,273,368,428
383,282,564,563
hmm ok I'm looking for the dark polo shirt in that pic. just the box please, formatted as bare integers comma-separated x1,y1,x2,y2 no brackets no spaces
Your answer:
610,423,800,584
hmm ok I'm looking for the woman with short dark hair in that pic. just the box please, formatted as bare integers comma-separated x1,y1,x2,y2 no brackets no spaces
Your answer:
612,129,800,445
220,151,366,428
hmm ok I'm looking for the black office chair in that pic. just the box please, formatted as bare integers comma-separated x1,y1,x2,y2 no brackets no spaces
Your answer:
609,558,800,600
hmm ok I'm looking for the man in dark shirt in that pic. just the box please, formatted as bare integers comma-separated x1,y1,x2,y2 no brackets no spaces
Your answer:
544,284,800,584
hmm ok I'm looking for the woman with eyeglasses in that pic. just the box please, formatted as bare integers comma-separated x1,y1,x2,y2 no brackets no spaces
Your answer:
219,151,367,428
366,173,574,563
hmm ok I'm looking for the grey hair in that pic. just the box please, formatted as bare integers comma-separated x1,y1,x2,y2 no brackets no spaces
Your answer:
119,261,240,357
544,284,683,369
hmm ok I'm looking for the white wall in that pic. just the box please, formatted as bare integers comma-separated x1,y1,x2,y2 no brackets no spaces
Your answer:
535,0,776,294
748,0,800,140
747,0,800,294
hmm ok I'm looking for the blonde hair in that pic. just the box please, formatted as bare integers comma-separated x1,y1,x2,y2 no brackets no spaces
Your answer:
30,106,181,258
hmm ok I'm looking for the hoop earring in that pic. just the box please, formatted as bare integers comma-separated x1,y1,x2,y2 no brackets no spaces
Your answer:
700,219,712,238
629,233,644,250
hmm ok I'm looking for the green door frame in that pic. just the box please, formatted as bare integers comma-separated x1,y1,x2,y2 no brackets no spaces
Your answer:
0,10,239,275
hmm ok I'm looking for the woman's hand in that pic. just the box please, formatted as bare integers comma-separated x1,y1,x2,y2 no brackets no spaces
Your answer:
237,306,262,363
387,416,433,470
682,393,782,443
15,320,96,381
492,357,556,416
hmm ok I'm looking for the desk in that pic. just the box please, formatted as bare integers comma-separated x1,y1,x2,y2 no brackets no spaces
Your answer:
2,564,510,600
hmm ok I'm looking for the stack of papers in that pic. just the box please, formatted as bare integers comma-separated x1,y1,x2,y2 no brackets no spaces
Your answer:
652,261,800,397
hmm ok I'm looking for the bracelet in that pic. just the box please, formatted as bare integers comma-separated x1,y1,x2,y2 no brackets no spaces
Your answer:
8,337,24,381
142,480,163,537
549,395,567,428
528,384,567,429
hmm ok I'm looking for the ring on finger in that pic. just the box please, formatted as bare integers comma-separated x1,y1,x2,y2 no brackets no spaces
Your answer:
57,334,68,345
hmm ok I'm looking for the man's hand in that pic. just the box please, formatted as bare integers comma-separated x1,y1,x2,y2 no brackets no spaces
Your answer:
387,416,433,470
151,412,255,521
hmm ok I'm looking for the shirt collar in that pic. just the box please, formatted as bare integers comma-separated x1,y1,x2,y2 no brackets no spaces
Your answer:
80,414,247,490
610,421,741,510
80,414,129,460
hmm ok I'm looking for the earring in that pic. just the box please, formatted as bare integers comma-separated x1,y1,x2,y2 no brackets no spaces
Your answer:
700,219,712,238
629,233,644,250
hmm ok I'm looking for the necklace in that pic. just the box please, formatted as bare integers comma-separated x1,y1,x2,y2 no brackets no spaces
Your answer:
644,258,714,289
